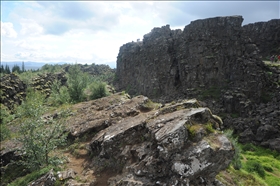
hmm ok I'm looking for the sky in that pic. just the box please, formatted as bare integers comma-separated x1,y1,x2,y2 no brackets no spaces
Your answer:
1,1,279,68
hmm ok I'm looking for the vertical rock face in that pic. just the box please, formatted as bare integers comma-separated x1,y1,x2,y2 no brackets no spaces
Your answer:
116,16,268,102
116,25,182,98
243,19,280,58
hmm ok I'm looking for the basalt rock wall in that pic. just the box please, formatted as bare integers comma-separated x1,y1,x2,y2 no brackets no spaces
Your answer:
116,16,271,102
115,16,280,151
243,19,280,58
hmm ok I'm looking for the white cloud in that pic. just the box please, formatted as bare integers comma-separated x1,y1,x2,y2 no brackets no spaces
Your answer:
1,21,18,38
20,19,43,36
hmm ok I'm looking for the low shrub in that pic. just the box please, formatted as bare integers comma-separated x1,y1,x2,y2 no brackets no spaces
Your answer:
245,160,266,178
88,81,108,100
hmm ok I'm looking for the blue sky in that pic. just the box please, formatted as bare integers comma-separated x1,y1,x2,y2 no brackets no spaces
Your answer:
1,1,279,68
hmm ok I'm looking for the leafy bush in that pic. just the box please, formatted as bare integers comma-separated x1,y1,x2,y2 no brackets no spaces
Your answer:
67,64,89,103
16,89,67,171
16,88,46,118
88,81,108,100
17,70,38,86
19,117,67,171
47,80,70,106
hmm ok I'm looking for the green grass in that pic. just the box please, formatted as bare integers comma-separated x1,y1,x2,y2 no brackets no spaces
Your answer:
8,166,54,186
217,143,280,186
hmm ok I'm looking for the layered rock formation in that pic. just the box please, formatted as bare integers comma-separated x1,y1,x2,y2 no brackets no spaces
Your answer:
88,95,234,186
115,16,280,151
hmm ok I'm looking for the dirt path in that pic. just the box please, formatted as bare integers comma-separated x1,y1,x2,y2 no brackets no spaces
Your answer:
62,141,118,185
63,147,96,183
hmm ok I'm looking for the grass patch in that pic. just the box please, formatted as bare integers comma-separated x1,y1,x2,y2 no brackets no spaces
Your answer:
139,99,161,112
205,122,215,133
8,166,54,186
217,143,280,186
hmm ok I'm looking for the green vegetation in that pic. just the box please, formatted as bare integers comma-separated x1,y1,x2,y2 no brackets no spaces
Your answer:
187,124,202,140
139,99,161,112
67,64,89,103
224,129,242,170
16,89,67,171
8,166,56,186
0,63,114,185
47,80,71,106
0,62,27,78
217,141,280,186
205,122,215,133
0,103,13,141
88,81,108,100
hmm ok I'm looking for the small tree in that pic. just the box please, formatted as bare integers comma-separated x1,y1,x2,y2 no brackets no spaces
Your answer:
12,64,21,73
17,89,67,171
67,64,89,103
19,117,67,170
22,61,25,72
5,64,11,74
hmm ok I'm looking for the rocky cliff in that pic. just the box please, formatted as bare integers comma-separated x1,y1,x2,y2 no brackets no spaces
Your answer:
115,16,280,151
243,19,280,58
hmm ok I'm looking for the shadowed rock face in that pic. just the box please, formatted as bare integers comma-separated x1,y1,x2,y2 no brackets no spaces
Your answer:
115,16,270,102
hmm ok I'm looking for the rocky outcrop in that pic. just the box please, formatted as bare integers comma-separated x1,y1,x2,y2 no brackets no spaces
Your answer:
115,16,280,151
0,73,27,110
243,19,280,58
85,94,234,185
1,93,234,185
28,169,56,186
31,72,67,97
